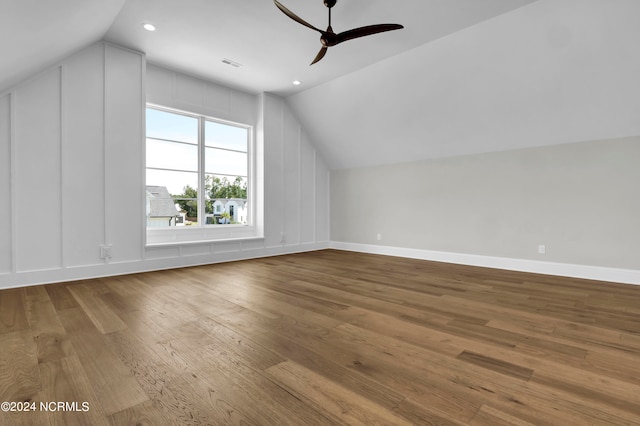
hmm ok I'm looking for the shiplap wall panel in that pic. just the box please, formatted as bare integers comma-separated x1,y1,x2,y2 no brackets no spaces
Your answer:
283,105,301,246
230,91,258,126
204,82,231,116
0,95,10,273
104,45,144,263
263,94,285,248
145,246,181,260
214,241,242,254
146,64,256,125
181,244,212,257
316,154,330,242
175,73,205,108
62,44,105,267
14,68,62,272
299,130,316,244
146,65,173,107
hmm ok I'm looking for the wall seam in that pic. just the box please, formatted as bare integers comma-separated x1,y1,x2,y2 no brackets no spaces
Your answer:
102,43,109,264
297,123,302,246
325,160,329,242
9,92,16,273
59,65,66,268
141,54,148,260
313,150,318,243
281,98,286,244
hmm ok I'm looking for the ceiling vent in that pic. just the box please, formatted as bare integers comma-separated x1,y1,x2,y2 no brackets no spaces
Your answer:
222,58,242,68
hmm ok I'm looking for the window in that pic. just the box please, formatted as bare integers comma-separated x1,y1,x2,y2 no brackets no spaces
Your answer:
145,106,251,231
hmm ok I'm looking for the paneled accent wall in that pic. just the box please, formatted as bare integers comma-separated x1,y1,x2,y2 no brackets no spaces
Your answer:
143,66,329,259
14,68,63,272
105,46,146,264
146,64,257,125
0,42,143,288
62,43,106,268
0,45,329,289
263,94,330,249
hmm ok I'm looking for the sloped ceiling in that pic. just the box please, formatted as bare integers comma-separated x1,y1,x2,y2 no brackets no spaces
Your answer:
0,0,127,92
3,0,637,172
104,0,536,96
288,0,640,169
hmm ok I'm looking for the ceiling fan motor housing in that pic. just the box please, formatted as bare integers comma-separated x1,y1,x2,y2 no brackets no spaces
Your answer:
274,0,403,64
321,28,338,47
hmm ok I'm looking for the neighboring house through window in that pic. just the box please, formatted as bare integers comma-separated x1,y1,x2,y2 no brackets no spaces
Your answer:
146,185,181,227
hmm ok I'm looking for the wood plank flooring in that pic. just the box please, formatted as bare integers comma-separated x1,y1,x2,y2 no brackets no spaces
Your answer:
2,249,640,425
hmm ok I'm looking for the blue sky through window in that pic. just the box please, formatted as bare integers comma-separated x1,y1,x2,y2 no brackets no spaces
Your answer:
146,107,249,197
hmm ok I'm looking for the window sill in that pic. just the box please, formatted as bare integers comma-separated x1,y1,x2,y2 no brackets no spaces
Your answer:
145,236,264,248
146,225,263,247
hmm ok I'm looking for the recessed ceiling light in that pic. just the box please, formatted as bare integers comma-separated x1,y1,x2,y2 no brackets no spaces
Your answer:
293,80,301,86
143,23,156,32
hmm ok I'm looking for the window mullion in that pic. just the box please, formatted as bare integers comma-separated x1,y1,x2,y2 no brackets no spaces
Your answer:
198,117,206,227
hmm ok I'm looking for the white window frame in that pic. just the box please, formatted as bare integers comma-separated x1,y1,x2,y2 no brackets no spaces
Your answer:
145,103,259,246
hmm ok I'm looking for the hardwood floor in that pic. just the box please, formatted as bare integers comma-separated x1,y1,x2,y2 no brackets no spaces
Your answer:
2,249,640,425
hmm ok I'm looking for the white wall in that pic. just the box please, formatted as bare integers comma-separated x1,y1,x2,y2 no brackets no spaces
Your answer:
0,43,329,289
146,63,257,125
331,137,640,284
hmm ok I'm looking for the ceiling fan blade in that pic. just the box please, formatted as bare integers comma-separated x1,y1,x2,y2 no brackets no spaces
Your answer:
336,24,404,45
310,46,328,65
273,0,323,34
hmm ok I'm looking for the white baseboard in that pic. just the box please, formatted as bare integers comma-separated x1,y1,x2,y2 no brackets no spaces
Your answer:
0,241,330,290
330,241,640,286
5,240,638,289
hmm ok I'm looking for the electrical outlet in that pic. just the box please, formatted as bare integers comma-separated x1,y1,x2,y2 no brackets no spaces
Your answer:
376,233,382,241
100,245,112,259
280,232,286,245
538,244,546,255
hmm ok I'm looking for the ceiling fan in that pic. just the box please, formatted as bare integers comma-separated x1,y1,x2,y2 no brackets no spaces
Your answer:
273,0,404,65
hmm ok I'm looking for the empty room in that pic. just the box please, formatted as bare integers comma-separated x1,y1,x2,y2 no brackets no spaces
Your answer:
1,0,639,424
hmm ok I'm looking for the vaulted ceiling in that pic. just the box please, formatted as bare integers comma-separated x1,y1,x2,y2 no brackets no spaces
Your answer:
287,0,640,168
103,0,537,96
0,0,126,92
2,0,639,170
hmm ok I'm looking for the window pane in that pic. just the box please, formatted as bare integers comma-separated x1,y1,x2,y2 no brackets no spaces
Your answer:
205,121,247,151
205,148,247,176
205,175,248,225
146,139,198,171
145,105,252,231
146,169,199,225
147,108,198,143
146,169,198,196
